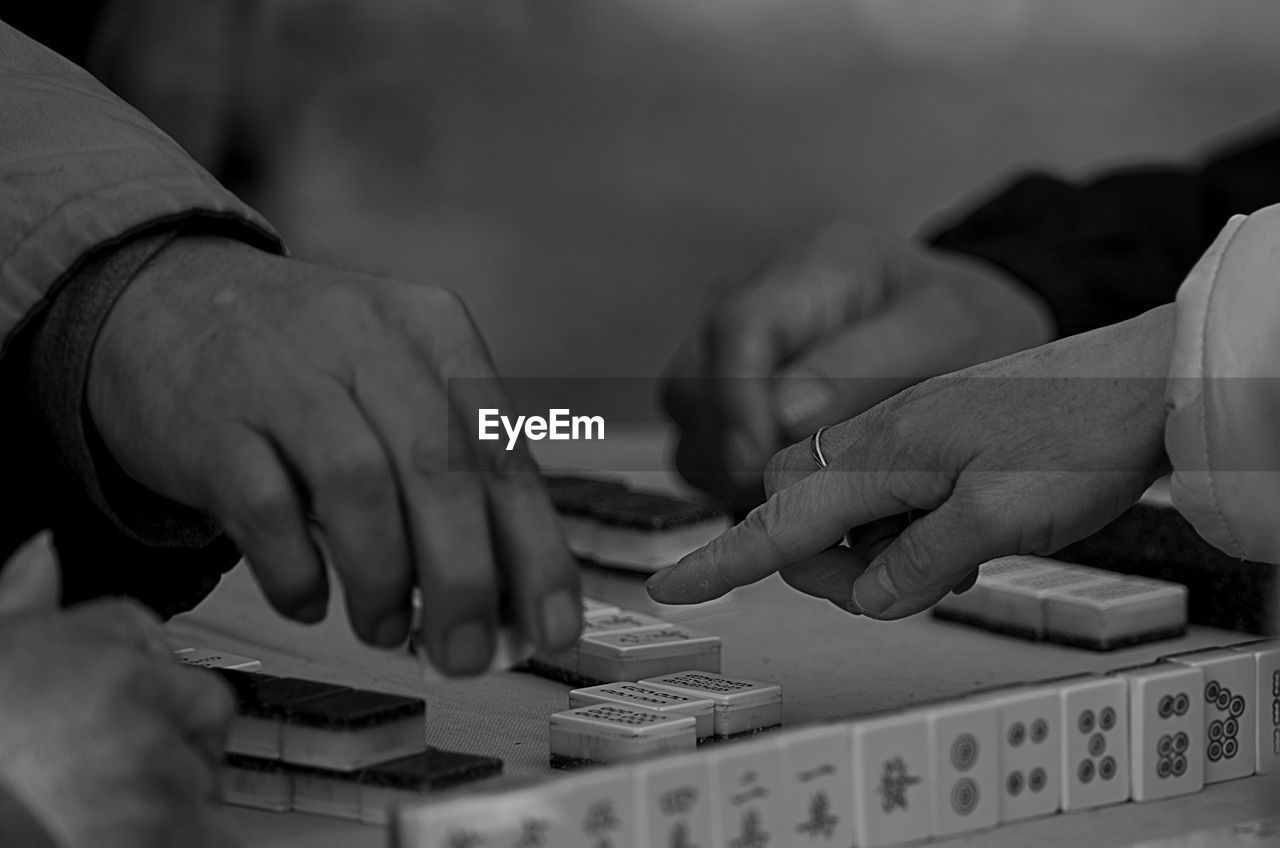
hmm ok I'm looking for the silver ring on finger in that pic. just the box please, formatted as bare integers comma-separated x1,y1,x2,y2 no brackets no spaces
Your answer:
811,425,831,469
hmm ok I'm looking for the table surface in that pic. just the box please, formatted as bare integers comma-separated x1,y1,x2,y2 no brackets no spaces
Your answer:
160,426,1275,847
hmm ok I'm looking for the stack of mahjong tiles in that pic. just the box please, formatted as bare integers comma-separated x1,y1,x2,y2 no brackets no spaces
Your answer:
544,474,731,572
549,671,784,767
933,555,1188,649
522,597,721,685
216,669,501,824
397,639,1280,848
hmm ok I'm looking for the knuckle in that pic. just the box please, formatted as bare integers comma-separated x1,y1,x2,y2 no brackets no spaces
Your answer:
742,497,788,561
422,286,467,316
225,473,297,538
315,440,389,501
961,494,1014,539
703,302,757,357
763,444,809,495
411,431,456,476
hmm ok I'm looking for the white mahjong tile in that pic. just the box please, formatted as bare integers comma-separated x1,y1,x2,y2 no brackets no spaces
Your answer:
634,752,716,848
1058,676,1130,810
393,786,569,848
549,704,696,765
557,767,642,848
849,711,931,848
642,671,783,737
571,682,715,739
983,685,1061,823
1166,648,1256,783
1119,664,1204,801
779,725,855,847
711,738,785,848
925,699,999,837
1232,641,1280,774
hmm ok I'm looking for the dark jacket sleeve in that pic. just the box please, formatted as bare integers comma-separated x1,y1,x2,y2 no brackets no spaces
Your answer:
927,122,1280,336
0,20,281,616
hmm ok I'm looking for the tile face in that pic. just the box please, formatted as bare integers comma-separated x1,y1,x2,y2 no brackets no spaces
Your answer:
849,712,931,848
557,767,641,848
925,700,999,838
549,704,696,766
1121,665,1204,801
711,739,785,848
1058,676,1130,810
779,725,855,848
635,753,716,848
578,625,721,683
642,671,783,737
989,686,1061,823
581,610,668,636
1166,648,1257,783
571,682,715,739
1233,641,1280,774
394,787,568,848
173,647,262,671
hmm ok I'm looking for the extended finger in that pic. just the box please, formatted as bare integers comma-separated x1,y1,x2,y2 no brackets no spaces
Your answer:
205,430,328,623
265,379,412,647
357,346,501,676
645,461,921,604
445,372,582,655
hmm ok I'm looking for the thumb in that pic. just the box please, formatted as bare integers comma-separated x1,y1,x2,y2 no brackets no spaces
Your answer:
850,494,1011,619
0,532,61,619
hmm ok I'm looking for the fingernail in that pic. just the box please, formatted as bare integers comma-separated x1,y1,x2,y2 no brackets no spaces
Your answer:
538,589,581,650
775,377,834,431
374,609,411,648
445,621,494,675
851,565,895,617
645,567,672,595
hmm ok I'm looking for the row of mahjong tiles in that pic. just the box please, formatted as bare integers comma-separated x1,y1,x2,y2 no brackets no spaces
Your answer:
168,562,1273,847
407,649,1280,846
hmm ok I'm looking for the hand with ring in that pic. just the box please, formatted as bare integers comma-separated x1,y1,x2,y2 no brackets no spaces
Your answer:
648,306,1173,619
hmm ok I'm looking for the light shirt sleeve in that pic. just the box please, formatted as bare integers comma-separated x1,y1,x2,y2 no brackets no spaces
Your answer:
1166,204,1280,563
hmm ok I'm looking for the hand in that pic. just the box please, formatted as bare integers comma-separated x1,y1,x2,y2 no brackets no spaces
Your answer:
662,223,1055,507
88,236,581,673
647,306,1173,618
0,599,236,848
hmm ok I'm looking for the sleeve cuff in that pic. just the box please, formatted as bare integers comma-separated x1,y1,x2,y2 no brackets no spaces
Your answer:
23,215,283,548
1166,205,1280,564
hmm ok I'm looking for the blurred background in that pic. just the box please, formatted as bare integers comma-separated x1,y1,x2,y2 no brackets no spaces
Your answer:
132,0,1280,422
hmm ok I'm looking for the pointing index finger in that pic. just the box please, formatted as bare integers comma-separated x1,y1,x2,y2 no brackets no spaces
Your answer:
645,461,913,604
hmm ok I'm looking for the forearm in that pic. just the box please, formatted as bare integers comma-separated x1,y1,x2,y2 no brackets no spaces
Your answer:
0,20,281,610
